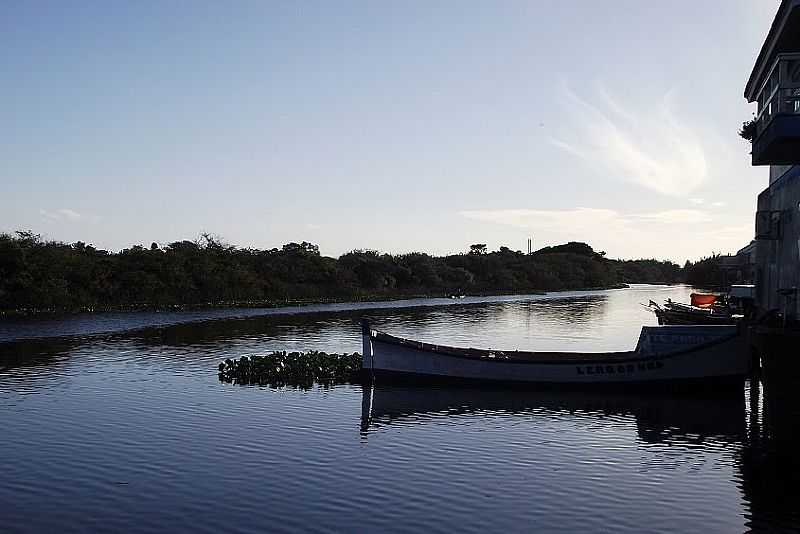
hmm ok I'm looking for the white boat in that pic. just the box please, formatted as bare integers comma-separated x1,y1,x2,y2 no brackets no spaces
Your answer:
360,320,750,388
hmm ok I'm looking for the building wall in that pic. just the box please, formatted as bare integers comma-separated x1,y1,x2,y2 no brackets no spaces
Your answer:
756,165,800,319
770,165,794,184
733,241,757,284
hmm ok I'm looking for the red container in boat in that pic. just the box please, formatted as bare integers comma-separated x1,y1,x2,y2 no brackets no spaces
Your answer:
690,293,717,308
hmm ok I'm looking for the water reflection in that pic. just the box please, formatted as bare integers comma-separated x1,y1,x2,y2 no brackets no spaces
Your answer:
0,290,625,344
0,337,80,392
360,382,746,446
5,285,800,533
738,379,800,532
0,295,613,377
71,293,615,360
519,295,609,325
358,378,800,532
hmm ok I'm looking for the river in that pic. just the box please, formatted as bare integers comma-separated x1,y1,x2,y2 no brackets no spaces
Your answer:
1,285,797,533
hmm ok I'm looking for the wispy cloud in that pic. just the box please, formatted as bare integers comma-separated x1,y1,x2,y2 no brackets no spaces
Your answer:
40,208,82,222
38,208,101,225
461,207,711,228
551,82,707,197
460,207,749,261
461,207,621,232
629,209,712,224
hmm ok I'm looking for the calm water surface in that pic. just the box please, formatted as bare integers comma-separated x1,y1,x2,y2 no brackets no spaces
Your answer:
1,285,798,533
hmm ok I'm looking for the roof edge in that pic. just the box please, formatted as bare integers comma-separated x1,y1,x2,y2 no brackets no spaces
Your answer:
745,0,800,101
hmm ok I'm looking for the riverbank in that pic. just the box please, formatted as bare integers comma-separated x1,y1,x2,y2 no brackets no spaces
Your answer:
0,284,632,318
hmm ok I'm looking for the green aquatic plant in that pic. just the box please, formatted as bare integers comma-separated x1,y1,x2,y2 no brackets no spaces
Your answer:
218,351,362,389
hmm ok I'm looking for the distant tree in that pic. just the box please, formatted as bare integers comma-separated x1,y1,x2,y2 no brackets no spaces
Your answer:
684,255,724,287
534,242,596,257
282,241,320,255
199,233,233,252
14,230,41,246
0,231,696,313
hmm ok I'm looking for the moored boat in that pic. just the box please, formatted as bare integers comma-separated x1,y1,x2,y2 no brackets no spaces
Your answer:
360,320,750,388
649,300,738,325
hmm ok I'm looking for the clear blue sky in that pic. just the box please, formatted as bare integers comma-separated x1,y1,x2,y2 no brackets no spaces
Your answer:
0,1,780,262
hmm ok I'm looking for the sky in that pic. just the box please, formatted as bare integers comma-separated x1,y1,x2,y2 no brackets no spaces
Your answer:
0,0,783,262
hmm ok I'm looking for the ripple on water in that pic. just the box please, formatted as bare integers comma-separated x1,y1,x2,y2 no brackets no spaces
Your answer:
0,286,790,533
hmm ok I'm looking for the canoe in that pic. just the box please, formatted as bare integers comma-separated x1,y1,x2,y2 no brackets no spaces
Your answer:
359,320,750,388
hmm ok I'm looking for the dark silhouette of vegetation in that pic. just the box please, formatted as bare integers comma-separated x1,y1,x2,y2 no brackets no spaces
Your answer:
0,232,685,314
739,116,758,142
683,255,725,288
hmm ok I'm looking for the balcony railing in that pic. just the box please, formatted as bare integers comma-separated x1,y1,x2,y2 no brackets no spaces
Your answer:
756,88,800,135
753,53,800,140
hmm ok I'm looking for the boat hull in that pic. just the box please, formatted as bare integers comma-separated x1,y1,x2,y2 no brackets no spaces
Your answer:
654,308,735,326
362,325,750,387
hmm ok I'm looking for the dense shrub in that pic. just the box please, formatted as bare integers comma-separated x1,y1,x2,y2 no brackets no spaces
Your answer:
0,232,684,313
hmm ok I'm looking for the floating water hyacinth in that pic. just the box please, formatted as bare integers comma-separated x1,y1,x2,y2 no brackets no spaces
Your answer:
218,351,362,388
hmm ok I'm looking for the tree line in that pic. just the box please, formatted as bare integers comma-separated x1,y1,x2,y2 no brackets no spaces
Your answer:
0,231,688,313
